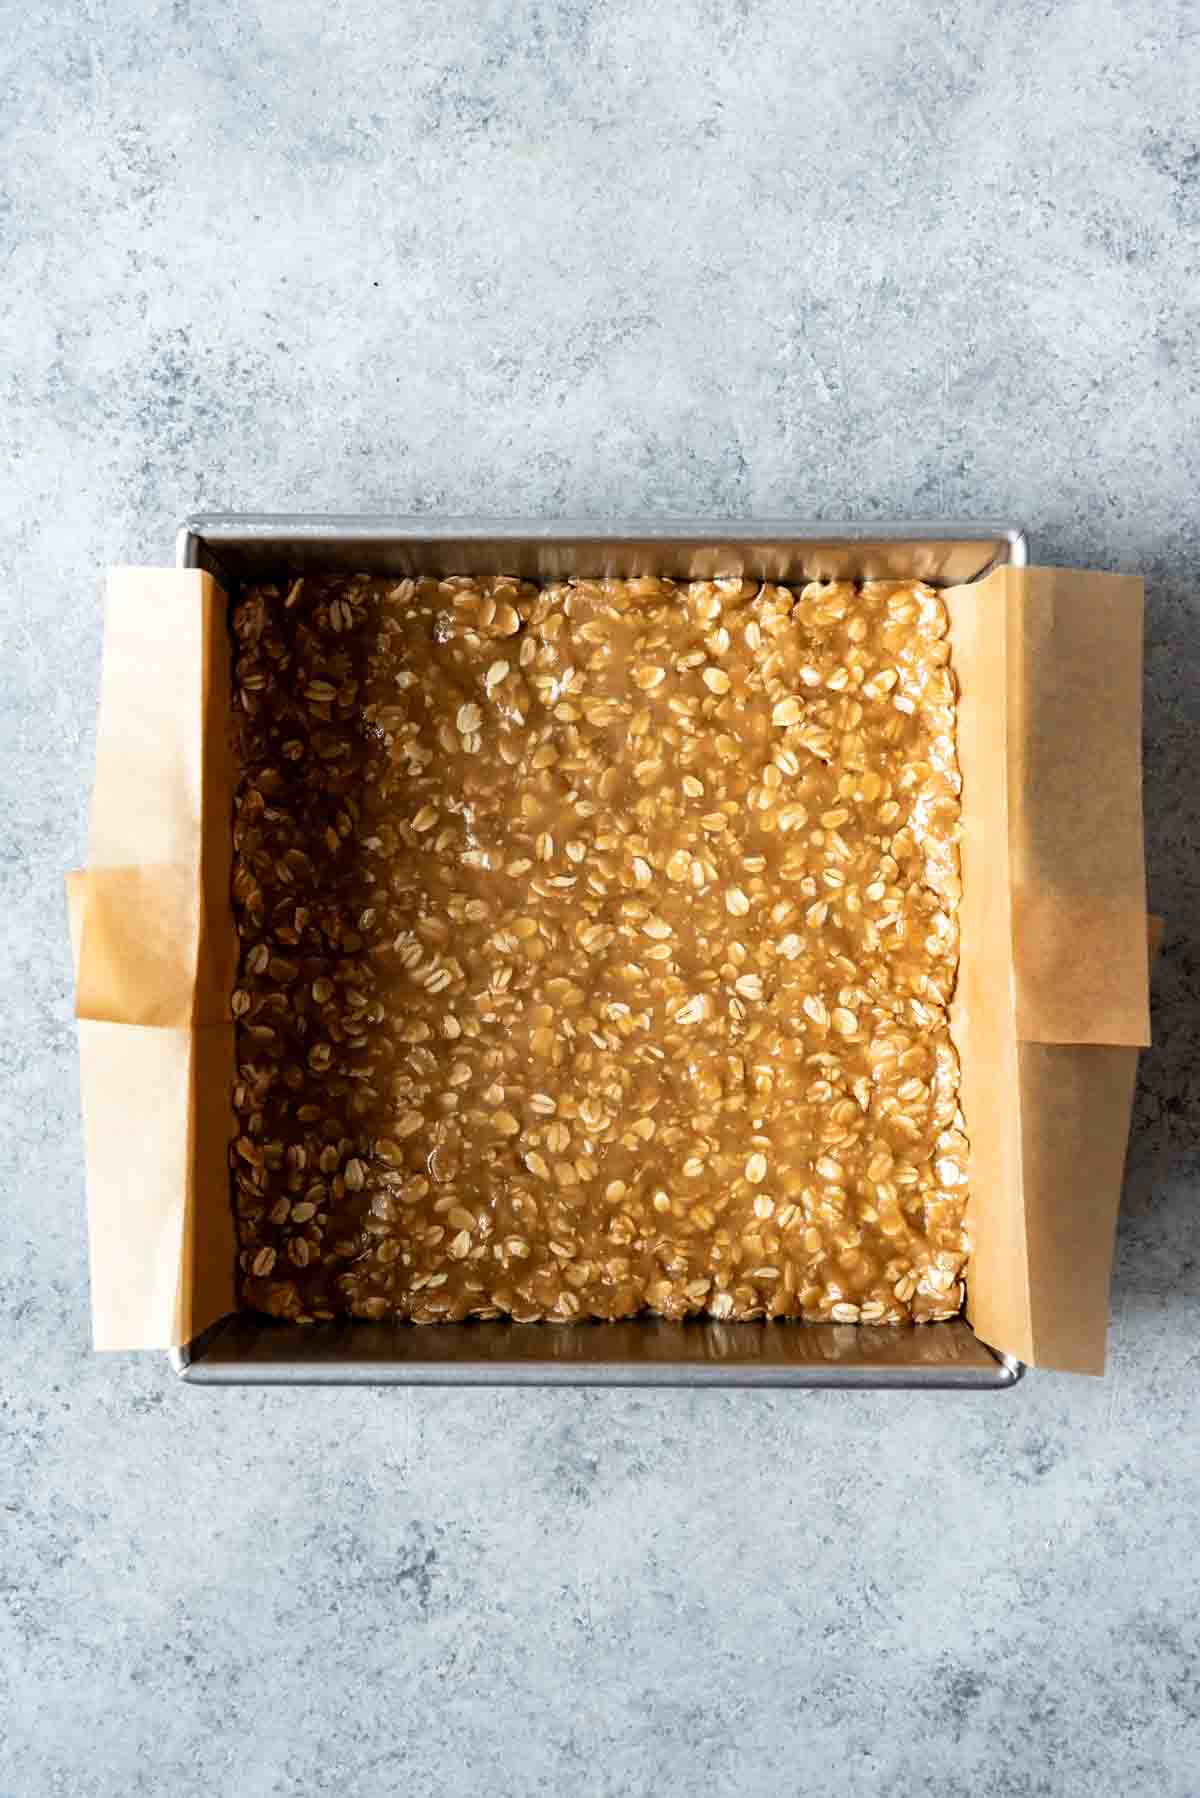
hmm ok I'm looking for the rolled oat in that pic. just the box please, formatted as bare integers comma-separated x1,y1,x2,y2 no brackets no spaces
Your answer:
229,572,969,1326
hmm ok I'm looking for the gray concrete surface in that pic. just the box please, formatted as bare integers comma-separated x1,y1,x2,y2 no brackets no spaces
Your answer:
2,0,1198,1792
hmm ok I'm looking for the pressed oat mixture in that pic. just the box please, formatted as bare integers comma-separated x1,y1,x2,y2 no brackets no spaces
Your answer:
229,572,970,1326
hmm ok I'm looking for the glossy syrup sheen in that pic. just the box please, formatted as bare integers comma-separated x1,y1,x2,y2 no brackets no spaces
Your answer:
228,573,969,1326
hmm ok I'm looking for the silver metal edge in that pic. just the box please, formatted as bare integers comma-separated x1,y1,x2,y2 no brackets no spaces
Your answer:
179,512,1027,534
172,513,1028,1389
179,1367,1019,1390
178,515,1027,570
171,1315,1021,1390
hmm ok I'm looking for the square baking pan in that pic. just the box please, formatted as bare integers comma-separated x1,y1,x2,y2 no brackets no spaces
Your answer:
172,515,1027,1390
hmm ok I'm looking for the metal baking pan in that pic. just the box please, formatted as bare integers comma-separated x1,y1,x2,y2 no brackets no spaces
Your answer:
173,515,1027,1390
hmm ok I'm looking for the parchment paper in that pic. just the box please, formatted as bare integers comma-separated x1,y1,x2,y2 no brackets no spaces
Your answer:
73,570,237,1351
946,565,1148,1373
71,562,1150,1370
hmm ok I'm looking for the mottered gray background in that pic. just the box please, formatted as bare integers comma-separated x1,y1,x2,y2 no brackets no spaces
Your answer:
2,0,1198,1792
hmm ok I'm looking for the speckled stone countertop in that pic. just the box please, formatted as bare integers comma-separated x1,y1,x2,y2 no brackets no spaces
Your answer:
3,2,1198,1793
